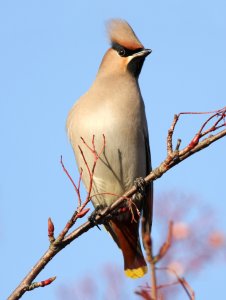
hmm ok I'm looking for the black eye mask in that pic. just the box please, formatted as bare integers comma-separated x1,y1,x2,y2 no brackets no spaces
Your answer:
111,42,143,57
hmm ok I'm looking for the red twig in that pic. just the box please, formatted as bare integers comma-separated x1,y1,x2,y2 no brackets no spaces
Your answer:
178,106,226,115
177,276,195,300
153,221,173,264
77,208,90,218
27,277,56,291
157,267,195,300
77,168,83,206
78,145,92,180
48,218,55,243
157,281,178,290
178,106,226,151
60,156,81,203
135,284,152,300
79,134,106,207
57,135,106,242
142,222,173,300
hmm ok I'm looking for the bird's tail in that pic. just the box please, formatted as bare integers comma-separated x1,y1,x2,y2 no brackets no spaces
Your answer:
108,218,147,279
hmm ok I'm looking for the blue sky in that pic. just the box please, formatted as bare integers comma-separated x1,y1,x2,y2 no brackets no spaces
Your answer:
1,1,226,299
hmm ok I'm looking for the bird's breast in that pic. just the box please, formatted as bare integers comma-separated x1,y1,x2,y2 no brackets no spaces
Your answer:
67,82,147,207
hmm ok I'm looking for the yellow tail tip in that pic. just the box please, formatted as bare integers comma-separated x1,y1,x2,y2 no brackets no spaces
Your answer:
124,266,148,279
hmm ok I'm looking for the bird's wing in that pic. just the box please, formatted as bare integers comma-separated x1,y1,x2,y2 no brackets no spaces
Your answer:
142,131,153,243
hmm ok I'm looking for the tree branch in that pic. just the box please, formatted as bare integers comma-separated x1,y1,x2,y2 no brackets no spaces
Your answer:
8,107,226,300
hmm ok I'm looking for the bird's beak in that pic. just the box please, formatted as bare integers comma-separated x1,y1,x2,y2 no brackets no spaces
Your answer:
132,48,152,59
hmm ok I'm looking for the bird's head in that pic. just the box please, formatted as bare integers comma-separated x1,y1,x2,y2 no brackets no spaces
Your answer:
98,19,151,78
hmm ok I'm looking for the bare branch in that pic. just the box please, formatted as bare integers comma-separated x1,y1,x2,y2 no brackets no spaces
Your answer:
8,108,225,299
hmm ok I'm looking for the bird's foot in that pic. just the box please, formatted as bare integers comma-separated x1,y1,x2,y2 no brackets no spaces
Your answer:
133,177,146,201
88,205,105,230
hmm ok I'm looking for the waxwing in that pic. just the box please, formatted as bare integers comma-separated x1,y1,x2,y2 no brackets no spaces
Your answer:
67,19,153,279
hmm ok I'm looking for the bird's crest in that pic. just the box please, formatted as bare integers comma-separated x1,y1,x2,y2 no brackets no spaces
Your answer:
107,19,144,50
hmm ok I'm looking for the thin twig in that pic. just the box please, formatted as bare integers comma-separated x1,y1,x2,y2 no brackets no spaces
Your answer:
157,267,195,300
153,221,173,264
143,230,157,299
60,156,80,201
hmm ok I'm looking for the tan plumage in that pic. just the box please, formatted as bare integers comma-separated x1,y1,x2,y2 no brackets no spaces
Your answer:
107,19,143,50
67,19,153,278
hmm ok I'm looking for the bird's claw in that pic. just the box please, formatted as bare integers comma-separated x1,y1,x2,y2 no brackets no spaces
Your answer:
133,177,146,201
88,205,105,230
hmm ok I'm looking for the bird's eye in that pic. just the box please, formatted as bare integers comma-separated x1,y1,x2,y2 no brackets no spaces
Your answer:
118,48,126,57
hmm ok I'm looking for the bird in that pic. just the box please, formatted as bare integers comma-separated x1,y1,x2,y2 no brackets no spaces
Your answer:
67,19,153,279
